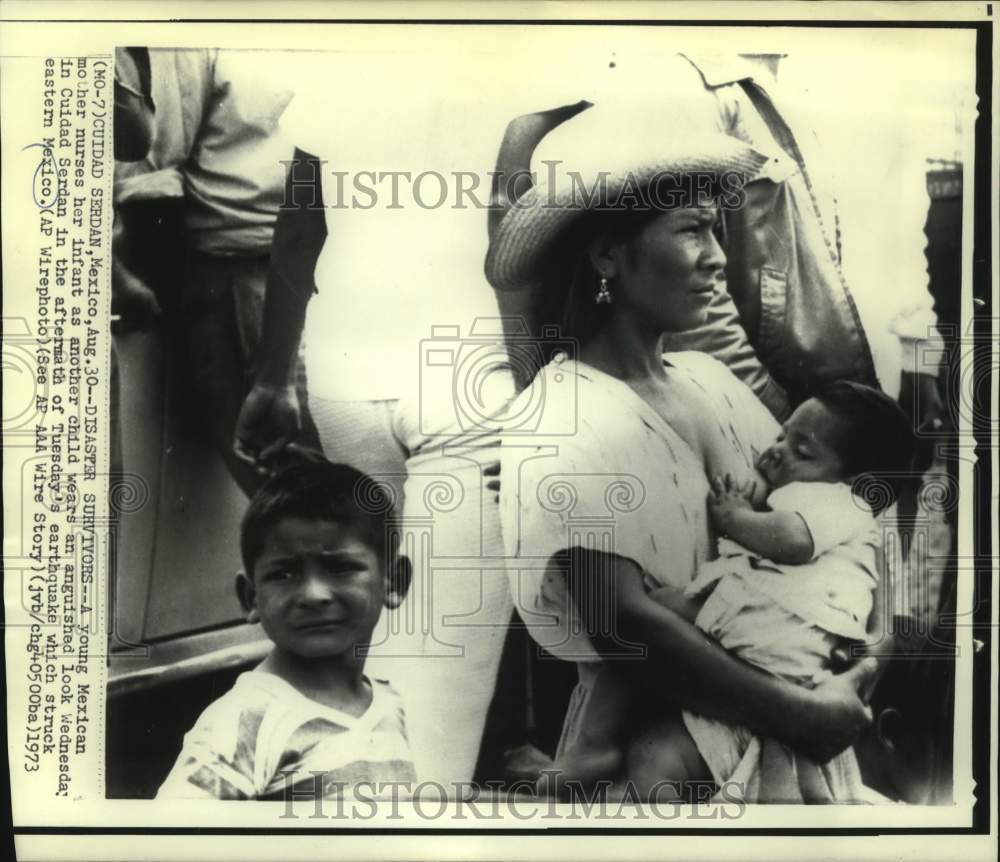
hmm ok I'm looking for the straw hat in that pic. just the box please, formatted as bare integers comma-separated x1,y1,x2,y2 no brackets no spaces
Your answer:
485,103,769,291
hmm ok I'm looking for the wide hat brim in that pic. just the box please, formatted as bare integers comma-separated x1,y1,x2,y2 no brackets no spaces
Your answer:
485,134,769,292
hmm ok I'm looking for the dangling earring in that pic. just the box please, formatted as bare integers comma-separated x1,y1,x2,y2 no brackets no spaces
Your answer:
595,274,612,305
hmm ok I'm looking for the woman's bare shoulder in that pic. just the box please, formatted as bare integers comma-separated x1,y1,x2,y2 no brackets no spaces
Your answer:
664,350,743,386
665,351,774,423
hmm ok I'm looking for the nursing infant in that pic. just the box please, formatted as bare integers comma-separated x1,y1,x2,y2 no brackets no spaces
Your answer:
549,380,916,796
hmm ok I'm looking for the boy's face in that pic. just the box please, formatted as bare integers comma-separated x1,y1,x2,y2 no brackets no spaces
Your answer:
242,517,389,661
756,398,850,488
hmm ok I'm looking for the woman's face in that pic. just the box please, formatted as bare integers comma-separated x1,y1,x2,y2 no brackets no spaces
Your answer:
612,202,726,333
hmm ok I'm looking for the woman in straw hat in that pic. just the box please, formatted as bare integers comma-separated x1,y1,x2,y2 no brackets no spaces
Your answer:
489,105,878,802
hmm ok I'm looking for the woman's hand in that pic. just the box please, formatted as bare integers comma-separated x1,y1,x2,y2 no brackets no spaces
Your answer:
791,658,878,763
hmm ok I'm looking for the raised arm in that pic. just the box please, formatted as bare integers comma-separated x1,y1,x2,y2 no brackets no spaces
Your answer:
564,549,875,764
233,148,326,468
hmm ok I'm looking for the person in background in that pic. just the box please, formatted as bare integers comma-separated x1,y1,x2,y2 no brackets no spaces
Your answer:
110,46,156,600
112,45,157,415
113,48,319,493
783,45,972,625
779,46,962,435
114,47,155,162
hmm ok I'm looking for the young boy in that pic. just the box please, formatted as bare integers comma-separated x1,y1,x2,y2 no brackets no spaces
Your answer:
157,459,418,800
547,381,916,797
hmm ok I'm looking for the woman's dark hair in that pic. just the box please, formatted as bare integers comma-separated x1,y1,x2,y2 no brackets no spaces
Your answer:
813,380,917,512
240,454,397,577
534,208,660,344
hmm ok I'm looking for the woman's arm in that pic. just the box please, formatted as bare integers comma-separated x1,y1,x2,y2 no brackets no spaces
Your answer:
563,548,875,764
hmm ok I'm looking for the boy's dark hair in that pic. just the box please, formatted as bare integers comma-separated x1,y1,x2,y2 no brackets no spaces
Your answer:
240,455,397,577
813,380,917,512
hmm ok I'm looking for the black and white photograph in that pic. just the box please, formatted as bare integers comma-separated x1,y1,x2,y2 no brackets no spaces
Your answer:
1,1,996,859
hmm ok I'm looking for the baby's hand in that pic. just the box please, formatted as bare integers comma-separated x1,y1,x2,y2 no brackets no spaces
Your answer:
712,472,761,503
708,473,755,533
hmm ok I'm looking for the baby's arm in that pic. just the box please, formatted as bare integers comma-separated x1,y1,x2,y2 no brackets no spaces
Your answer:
700,421,769,509
708,475,814,564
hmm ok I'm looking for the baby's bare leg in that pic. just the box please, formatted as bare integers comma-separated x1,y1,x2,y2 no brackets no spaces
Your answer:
539,665,628,797
626,712,715,802
647,584,705,624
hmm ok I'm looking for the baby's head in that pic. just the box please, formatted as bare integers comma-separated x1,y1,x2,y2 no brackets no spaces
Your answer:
757,381,916,502
235,459,408,664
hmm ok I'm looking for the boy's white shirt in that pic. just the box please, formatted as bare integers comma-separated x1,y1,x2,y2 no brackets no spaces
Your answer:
156,671,417,799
